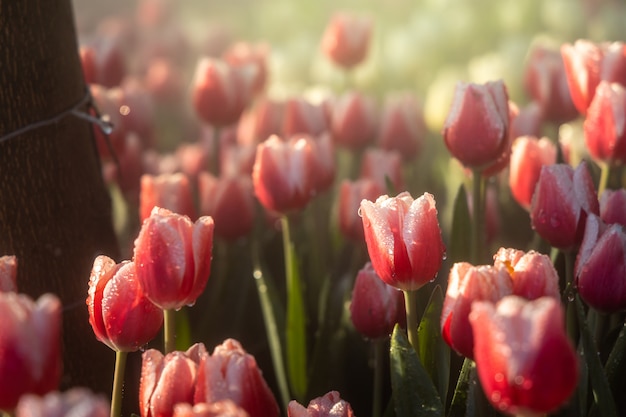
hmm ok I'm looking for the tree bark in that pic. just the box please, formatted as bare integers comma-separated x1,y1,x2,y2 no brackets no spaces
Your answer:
0,0,120,396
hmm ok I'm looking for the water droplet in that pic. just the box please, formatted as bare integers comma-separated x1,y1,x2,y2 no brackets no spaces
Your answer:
514,375,524,385
357,207,363,218
491,391,501,402
253,269,262,279
494,373,504,382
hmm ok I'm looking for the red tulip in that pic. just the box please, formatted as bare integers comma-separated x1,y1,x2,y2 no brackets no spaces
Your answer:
288,391,355,417
134,207,214,310
442,80,511,171
441,263,512,359
530,162,599,250
87,256,163,352
493,248,560,300
0,255,17,292
337,179,384,241
308,133,336,195
194,339,280,417
350,263,405,339
576,214,626,313
139,173,197,222
509,136,557,210
470,296,578,415
15,388,110,417
0,293,62,410
600,188,626,227
282,97,328,138
377,92,427,161
331,91,378,150
359,148,404,192
223,42,269,96
360,192,446,291
237,98,285,146
583,81,626,165
173,401,250,417
320,12,373,69
140,343,208,417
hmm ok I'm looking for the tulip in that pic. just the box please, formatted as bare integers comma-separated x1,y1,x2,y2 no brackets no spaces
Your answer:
350,263,405,340
583,81,626,165
359,148,404,193
441,263,513,359
252,135,317,214
508,136,557,210
140,343,208,417
194,339,280,417
308,133,336,195
320,12,373,69
330,91,378,150
223,41,269,96
470,296,578,416
377,92,427,161
600,188,626,227
576,214,626,313
0,293,61,410
15,388,110,417
80,37,126,88
442,80,511,171
360,192,446,291
288,391,355,417
237,98,285,146
139,173,197,222
0,255,17,292
134,207,214,311
87,255,163,352
530,162,599,250
508,101,543,141
282,97,329,138
337,179,384,241
493,248,561,300
144,57,185,104
173,401,250,417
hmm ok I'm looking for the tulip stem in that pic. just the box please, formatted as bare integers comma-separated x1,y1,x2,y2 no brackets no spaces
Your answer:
597,161,610,198
164,309,176,354
111,350,127,417
372,338,385,417
403,289,419,355
470,170,486,264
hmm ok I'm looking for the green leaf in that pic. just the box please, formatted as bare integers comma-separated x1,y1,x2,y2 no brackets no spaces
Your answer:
390,325,443,417
417,286,450,405
449,184,471,264
447,357,473,417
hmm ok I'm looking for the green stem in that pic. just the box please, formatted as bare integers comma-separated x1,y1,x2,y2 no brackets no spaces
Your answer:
403,289,419,355
164,309,176,354
597,162,610,198
470,170,486,264
110,350,127,417
372,339,385,417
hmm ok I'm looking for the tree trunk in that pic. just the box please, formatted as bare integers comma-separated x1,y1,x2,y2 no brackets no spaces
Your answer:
0,0,120,397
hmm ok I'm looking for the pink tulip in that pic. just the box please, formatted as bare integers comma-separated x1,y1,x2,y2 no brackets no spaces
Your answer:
134,207,214,310
331,91,377,150
377,92,427,161
470,296,578,415
0,255,17,292
139,173,197,222
173,401,250,417
360,192,446,291
337,179,384,241
600,188,626,227
320,12,373,69
223,42,269,96
87,256,163,352
359,148,404,192
288,391,355,417
493,248,561,300
509,136,557,210
237,98,285,146
282,98,329,138
15,388,110,417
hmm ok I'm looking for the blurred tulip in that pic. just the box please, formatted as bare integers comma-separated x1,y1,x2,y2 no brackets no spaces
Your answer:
0,255,17,292
360,192,446,291
583,81,626,165
194,339,280,417
139,173,196,222
338,179,384,241
509,136,557,210
252,135,317,214
523,44,578,124
15,388,109,417
0,293,61,410
508,101,543,140
198,172,255,241
493,248,560,300
441,263,512,359
350,263,405,339
576,214,626,312
191,57,254,127
176,142,211,183
288,391,355,417
119,78,156,146
134,207,214,310
87,256,163,352
530,162,599,250
89,84,127,160
282,97,329,138
144,57,185,104
330,91,377,150
237,98,285,146
470,296,578,416
308,132,336,194
80,37,126,88
320,12,373,69
79,46,97,85
442,80,511,172
140,343,208,417
173,401,249,417
600,188,626,227
561,40,626,115
359,148,404,192
378,92,427,161
223,42,270,95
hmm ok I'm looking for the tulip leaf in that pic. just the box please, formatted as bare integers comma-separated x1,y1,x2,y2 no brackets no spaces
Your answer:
449,184,471,264
447,357,474,417
390,325,443,417
575,296,617,417
417,285,450,405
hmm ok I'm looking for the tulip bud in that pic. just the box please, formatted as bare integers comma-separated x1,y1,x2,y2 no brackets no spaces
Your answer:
173,401,250,417
508,101,543,140
338,179,384,241
223,41,269,96
15,388,110,417
377,92,427,161
0,255,17,292
509,136,557,210
282,97,328,138
493,248,560,300
87,256,163,352
442,80,511,172
288,391,355,417
139,173,197,222
0,293,62,410
441,263,513,359
360,192,446,291
194,339,280,417
359,148,404,193
470,296,578,415
331,91,378,150
237,98,285,146
134,207,214,311
320,12,373,69
140,343,208,417
576,214,626,313
350,263,405,339
600,188,626,227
